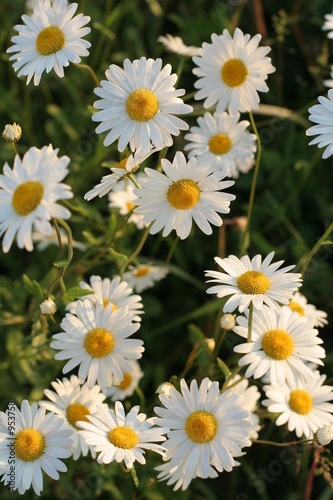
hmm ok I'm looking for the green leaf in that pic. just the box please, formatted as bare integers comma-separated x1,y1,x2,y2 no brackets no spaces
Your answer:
217,357,231,377
22,275,44,303
108,248,128,262
53,259,68,269
65,287,95,301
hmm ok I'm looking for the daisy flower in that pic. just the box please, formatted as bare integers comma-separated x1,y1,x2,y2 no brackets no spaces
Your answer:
77,401,166,468
7,0,91,86
84,145,164,201
315,424,333,445
288,292,328,328
92,57,192,152
0,400,72,496
205,251,302,313
262,373,333,438
154,377,251,481
133,151,235,240
323,11,333,38
306,90,333,159
39,375,106,460
233,305,325,386
40,297,57,315
122,263,169,293
0,145,73,253
157,34,202,57
193,28,275,114
50,299,144,392
106,360,143,402
2,123,22,143
108,175,147,230
66,275,144,322
226,375,261,439
184,112,256,178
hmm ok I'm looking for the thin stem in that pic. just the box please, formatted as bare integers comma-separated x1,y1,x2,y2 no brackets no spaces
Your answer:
176,57,186,85
48,219,73,296
75,63,100,87
119,224,152,277
304,449,320,500
252,438,313,448
247,301,253,343
12,143,19,156
130,465,139,487
212,329,226,360
128,173,141,189
52,218,65,259
239,110,262,256
300,221,333,276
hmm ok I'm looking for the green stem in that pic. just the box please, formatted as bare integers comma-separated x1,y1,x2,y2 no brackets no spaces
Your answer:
166,237,179,264
48,219,73,295
212,329,226,360
12,143,19,156
119,224,152,277
300,221,333,276
239,110,262,256
128,173,141,189
247,301,254,343
53,218,65,260
176,57,186,85
252,438,313,448
130,465,139,487
75,63,100,87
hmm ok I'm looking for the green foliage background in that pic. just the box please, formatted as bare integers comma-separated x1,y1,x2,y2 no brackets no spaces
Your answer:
1,0,333,498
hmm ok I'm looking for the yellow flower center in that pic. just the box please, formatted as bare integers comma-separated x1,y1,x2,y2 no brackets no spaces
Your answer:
289,390,313,415
108,426,139,449
116,158,129,170
12,181,44,216
126,202,136,211
221,58,248,87
261,329,294,360
167,179,200,210
133,266,150,278
118,372,133,390
288,301,305,316
209,133,232,155
126,89,158,122
36,26,65,56
84,328,114,358
185,411,217,444
237,270,270,295
66,403,91,430
101,299,117,312
15,429,45,461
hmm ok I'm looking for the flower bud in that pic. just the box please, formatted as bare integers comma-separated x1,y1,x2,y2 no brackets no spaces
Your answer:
156,382,174,397
2,123,22,143
40,298,57,316
315,424,333,446
220,313,236,331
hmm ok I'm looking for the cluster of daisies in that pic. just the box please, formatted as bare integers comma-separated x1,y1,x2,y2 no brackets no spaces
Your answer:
1,0,333,496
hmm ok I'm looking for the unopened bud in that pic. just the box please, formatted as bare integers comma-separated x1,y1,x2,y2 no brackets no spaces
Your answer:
2,123,22,143
315,424,333,446
156,382,174,397
205,338,215,351
220,313,236,331
40,298,57,316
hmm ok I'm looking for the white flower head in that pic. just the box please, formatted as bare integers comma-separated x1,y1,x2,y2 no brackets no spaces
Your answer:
40,298,57,315
193,28,275,114
66,275,144,323
77,401,167,468
133,151,235,240
154,377,251,482
32,226,86,251
0,144,73,253
2,123,22,143
92,57,192,152
51,299,144,392
288,292,328,328
184,112,256,178
156,382,175,397
122,263,169,293
39,375,106,460
205,251,302,313
106,359,144,402
306,89,333,159
233,305,325,386
7,0,91,86
263,373,333,438
0,400,72,496
158,34,202,57
323,11,333,38
84,145,165,201
315,424,333,446
155,460,218,491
